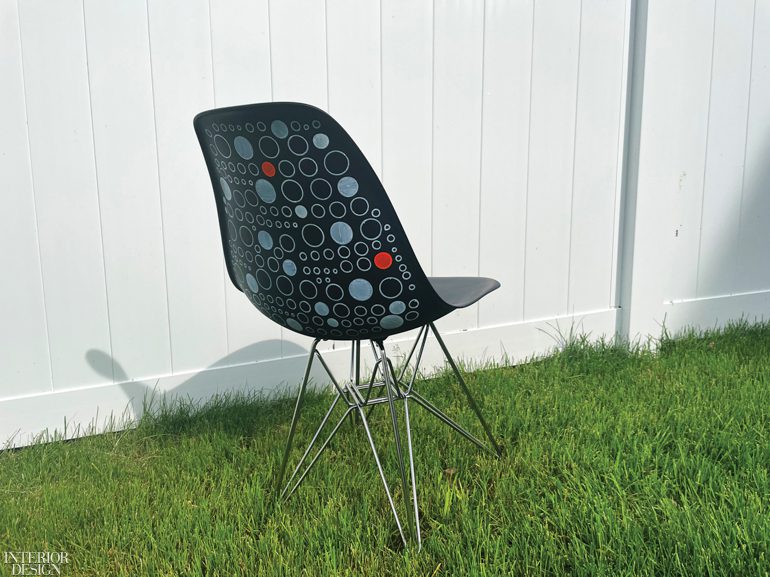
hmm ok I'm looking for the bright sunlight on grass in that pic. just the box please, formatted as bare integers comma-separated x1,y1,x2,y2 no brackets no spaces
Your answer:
1,322,769,576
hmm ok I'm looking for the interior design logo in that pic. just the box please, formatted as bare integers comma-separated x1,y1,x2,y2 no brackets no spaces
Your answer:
2,552,69,575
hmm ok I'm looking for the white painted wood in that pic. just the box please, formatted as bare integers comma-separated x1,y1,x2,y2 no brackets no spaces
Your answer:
626,0,715,339
737,0,770,292
432,0,485,332
268,0,327,106
0,0,52,398
210,0,272,108
1,308,617,449
210,0,283,362
477,0,534,328
147,0,228,371
657,1,715,302
381,0,433,272
568,0,628,314
83,0,172,381
696,0,755,298
17,0,112,389
326,0,381,175
523,0,582,320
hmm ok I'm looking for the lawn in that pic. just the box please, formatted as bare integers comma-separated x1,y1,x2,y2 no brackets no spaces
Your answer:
1,322,769,576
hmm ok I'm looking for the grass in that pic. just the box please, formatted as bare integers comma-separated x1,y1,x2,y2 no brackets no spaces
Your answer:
1,322,770,576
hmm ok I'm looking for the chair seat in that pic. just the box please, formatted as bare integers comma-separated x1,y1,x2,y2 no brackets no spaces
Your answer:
428,276,500,309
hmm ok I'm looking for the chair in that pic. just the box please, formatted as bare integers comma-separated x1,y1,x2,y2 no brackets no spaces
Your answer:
194,102,501,549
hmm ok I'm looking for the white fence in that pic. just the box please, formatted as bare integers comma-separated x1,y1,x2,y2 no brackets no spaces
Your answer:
1,0,768,447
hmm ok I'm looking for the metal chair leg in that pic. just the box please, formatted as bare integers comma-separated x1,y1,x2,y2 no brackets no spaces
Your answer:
275,338,320,495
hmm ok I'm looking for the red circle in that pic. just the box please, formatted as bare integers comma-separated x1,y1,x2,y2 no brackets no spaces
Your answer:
373,252,393,270
261,161,276,177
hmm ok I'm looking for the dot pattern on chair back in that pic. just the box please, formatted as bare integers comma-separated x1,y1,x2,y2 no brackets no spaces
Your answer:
194,102,451,341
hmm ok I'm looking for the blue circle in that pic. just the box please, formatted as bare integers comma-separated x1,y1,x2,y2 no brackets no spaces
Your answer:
327,318,339,328
233,136,253,160
389,300,406,315
380,315,404,330
330,221,353,245
314,302,330,316
287,318,303,332
283,259,297,276
295,205,307,218
313,133,329,149
349,279,373,302
246,273,258,293
258,230,273,250
337,176,358,197
220,177,232,201
256,179,276,203
271,120,289,139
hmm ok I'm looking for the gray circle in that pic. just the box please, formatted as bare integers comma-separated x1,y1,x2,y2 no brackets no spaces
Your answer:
283,259,297,276
271,120,289,139
371,304,386,316
310,178,333,200
299,157,318,177
337,246,351,258
356,257,371,271
333,303,349,317
278,160,295,177
337,176,358,197
326,284,344,301
314,302,330,316
405,311,419,321
239,226,253,246
354,242,368,256
361,218,382,240
349,279,373,301
257,230,273,250
220,177,232,201
279,234,295,252
256,269,272,290
301,224,324,247
324,150,350,175
276,275,294,295
214,134,231,157
234,136,254,160
350,197,369,216
246,273,258,292
327,318,339,328
256,179,276,203
300,280,318,299
258,135,280,158
299,301,312,313
313,133,329,149
379,277,403,299
380,315,404,330
281,179,304,203
287,318,303,332
288,134,309,156
311,204,326,219
295,206,308,218
267,256,280,272
330,222,353,245
340,260,353,273
329,201,346,218
245,189,258,206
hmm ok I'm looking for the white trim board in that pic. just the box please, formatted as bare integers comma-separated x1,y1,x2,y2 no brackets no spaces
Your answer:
2,308,617,449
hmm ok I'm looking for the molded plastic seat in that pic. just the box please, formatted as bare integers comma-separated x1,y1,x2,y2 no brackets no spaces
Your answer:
428,277,500,309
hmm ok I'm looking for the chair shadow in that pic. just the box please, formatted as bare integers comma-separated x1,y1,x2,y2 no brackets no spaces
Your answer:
85,340,331,438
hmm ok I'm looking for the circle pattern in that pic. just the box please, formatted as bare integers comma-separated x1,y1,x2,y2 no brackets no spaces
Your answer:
201,109,439,339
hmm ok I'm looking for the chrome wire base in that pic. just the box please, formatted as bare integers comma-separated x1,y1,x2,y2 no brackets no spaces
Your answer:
274,323,501,550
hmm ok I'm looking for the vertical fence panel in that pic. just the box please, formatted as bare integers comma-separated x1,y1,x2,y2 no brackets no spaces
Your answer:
381,0,433,271
327,0,382,175
84,0,172,382
148,0,227,372
477,0,533,327
737,0,770,292
696,0,755,298
210,0,283,362
523,0,581,320
18,0,113,389
0,1,51,398
432,0,485,332
568,0,628,314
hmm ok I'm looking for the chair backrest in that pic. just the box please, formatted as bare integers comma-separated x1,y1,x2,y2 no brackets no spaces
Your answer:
194,102,449,340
